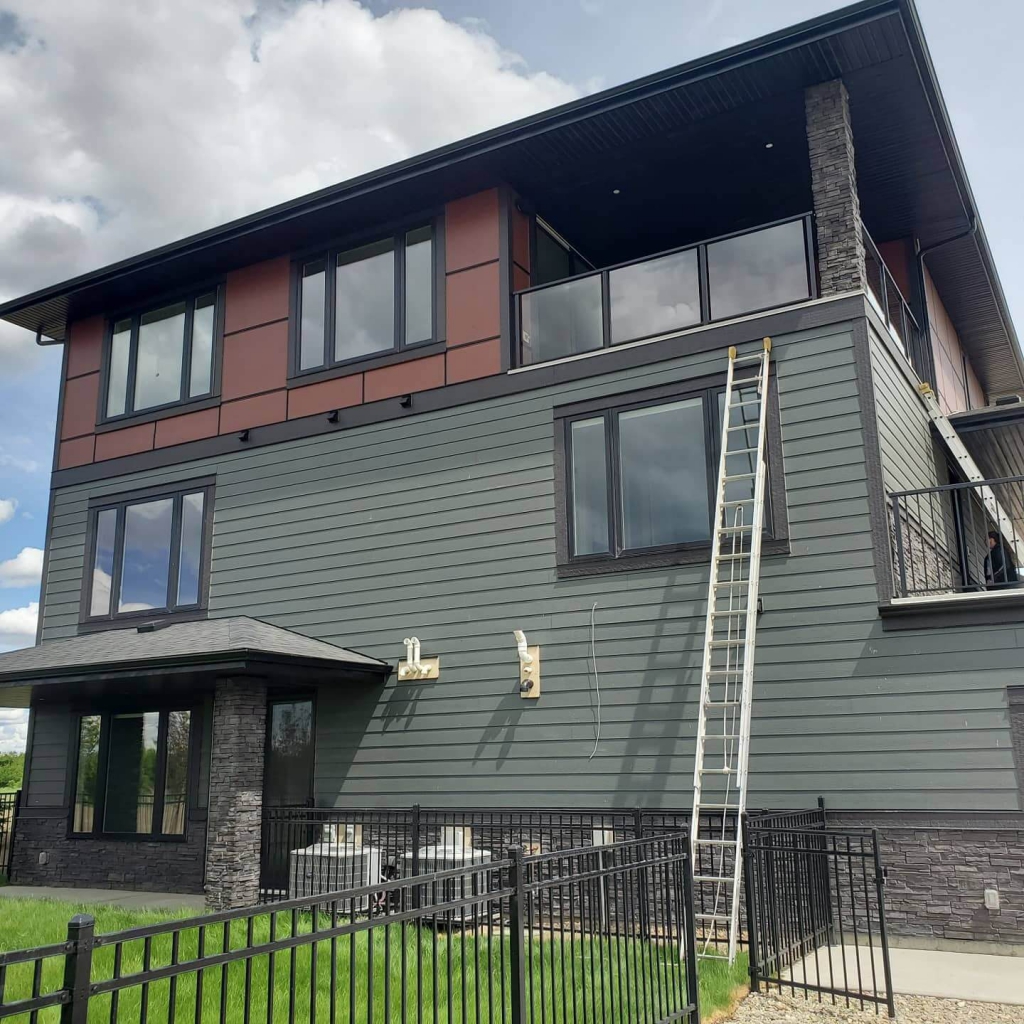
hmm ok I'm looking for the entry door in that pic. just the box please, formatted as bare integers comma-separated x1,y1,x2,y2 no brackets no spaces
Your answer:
264,698,314,807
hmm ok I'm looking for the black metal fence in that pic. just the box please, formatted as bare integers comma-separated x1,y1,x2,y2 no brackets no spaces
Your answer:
0,789,19,878
890,475,1024,597
743,823,895,1017
0,833,699,1024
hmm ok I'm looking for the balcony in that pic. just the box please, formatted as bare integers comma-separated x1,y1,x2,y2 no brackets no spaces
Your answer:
889,476,1024,599
514,215,816,367
863,225,925,369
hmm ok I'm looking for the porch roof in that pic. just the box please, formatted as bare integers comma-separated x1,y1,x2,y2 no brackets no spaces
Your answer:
0,616,391,687
950,402,1024,483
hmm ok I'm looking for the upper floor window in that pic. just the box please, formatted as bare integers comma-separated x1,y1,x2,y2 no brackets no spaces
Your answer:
84,481,213,624
294,225,436,375
558,383,780,571
104,289,221,421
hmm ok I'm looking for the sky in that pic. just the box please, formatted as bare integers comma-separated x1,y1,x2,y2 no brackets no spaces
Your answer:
0,0,1022,750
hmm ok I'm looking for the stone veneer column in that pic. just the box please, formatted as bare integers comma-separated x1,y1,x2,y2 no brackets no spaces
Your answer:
204,678,267,911
805,79,866,296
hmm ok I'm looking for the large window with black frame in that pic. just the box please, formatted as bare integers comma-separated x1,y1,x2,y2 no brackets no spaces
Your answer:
295,224,436,374
72,708,194,838
104,289,221,421
563,384,771,565
84,482,212,624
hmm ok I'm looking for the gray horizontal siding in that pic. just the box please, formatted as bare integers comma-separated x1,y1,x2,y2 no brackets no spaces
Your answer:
25,705,70,809
38,319,1024,812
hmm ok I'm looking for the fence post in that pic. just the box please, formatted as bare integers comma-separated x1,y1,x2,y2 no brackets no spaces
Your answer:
60,914,95,1024
817,795,827,829
741,815,760,994
891,494,908,597
871,831,897,1019
634,806,651,938
411,804,421,908
680,837,701,1018
506,846,528,1024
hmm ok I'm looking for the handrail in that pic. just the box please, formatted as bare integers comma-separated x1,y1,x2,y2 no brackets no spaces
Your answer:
890,472,1024,499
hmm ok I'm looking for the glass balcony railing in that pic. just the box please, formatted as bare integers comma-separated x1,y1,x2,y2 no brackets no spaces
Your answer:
863,225,924,366
516,215,815,367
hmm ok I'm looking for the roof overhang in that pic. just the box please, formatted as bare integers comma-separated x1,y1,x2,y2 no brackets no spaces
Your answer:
949,402,1024,484
0,0,1019,394
0,616,392,690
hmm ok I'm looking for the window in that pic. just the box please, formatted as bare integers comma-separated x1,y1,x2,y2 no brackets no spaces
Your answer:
104,289,221,420
264,699,314,807
72,708,194,838
295,225,436,375
562,384,773,565
84,483,212,623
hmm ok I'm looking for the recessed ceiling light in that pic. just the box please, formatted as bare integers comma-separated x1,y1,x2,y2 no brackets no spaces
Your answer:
612,188,621,195
764,142,774,149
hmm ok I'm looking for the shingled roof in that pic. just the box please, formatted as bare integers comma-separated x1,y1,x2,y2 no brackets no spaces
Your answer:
0,616,390,685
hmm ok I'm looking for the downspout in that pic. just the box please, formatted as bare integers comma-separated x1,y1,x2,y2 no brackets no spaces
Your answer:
913,215,978,391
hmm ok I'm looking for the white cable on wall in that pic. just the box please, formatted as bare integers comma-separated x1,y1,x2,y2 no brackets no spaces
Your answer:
589,601,602,760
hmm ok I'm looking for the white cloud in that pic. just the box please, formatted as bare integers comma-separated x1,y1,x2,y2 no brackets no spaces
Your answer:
0,601,37,652
0,499,15,525
0,0,579,319
0,547,43,588
0,451,39,473
0,708,29,753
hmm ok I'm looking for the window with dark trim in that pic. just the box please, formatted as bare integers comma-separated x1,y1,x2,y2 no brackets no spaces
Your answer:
72,707,195,839
293,224,437,376
83,482,213,624
559,383,778,569
103,287,223,421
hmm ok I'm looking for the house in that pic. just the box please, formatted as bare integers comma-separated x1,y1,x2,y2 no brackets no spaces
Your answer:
0,0,1021,948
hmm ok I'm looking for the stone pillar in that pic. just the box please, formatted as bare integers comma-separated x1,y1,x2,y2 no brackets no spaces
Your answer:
805,79,865,296
204,678,267,911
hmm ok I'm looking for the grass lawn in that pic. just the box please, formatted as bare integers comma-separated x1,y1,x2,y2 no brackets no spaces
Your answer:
0,897,748,1023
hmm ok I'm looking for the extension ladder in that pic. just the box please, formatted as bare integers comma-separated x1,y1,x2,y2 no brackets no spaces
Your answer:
689,339,772,964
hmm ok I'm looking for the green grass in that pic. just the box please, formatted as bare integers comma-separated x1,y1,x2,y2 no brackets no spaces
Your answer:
0,898,747,1023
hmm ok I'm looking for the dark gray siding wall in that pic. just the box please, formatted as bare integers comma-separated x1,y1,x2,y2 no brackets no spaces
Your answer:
38,319,1020,812
24,703,70,808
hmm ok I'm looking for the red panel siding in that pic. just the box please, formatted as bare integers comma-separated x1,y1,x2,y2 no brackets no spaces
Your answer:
445,189,500,272
60,373,99,440
219,392,288,433
447,262,501,347
155,408,221,448
364,354,445,402
288,375,364,419
66,316,104,379
221,320,288,401
58,436,95,469
446,338,502,384
94,423,155,461
224,257,291,335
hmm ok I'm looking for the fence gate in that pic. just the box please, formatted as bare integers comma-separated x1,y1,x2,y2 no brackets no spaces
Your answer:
743,822,896,1017
0,789,19,878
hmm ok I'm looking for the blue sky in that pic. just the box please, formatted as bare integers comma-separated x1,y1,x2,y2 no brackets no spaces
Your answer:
1,0,1022,748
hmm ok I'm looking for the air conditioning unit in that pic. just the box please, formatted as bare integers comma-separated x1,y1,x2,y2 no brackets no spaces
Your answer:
402,827,493,922
289,824,382,910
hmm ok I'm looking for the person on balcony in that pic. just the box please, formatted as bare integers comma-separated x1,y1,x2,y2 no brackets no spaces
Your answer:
985,530,1019,589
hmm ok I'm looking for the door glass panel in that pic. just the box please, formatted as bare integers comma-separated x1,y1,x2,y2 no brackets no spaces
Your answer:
335,240,394,361
265,700,314,807
90,508,117,616
570,418,610,556
619,398,709,548
103,712,159,833
161,710,191,835
119,498,173,613
135,302,186,411
73,715,101,833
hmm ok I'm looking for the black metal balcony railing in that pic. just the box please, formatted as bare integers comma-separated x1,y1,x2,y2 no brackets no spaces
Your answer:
863,226,924,365
890,476,1024,598
515,214,816,366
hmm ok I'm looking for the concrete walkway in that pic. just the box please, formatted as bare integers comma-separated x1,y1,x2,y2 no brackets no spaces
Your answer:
786,945,1024,1006
0,884,205,912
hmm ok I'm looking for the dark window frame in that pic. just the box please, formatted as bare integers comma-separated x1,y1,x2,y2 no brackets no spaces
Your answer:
553,372,789,577
288,214,446,382
264,693,317,809
78,478,215,629
67,700,201,842
98,282,225,427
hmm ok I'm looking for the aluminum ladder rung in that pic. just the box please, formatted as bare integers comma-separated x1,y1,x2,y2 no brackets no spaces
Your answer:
692,340,771,967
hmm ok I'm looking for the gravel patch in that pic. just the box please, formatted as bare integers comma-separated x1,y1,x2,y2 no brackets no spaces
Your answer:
727,992,1024,1023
